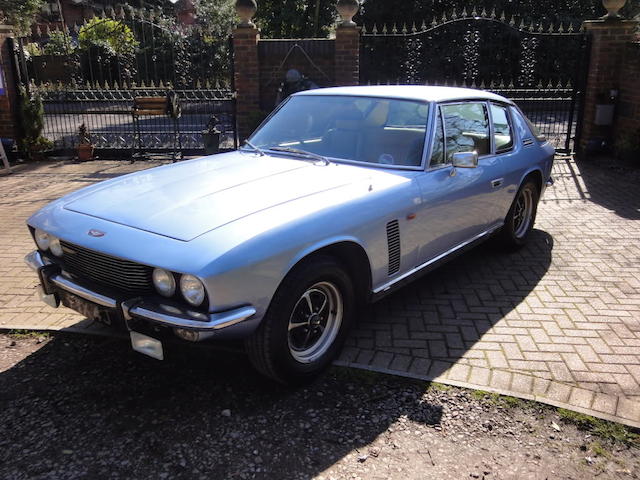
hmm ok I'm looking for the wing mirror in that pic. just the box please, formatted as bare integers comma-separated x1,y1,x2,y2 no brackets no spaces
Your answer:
452,151,478,168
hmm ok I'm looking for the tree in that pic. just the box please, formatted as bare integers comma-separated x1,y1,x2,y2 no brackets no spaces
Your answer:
255,0,336,38
43,31,74,56
78,17,138,56
0,0,44,35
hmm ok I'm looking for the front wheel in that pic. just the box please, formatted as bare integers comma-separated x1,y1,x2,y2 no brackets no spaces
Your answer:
245,256,355,384
497,179,540,249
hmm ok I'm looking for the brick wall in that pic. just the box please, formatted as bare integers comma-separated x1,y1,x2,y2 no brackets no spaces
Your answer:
232,23,362,142
614,42,640,153
579,19,638,156
0,24,17,141
258,39,335,111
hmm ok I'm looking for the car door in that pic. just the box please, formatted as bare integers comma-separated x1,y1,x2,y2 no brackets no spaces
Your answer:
413,101,504,265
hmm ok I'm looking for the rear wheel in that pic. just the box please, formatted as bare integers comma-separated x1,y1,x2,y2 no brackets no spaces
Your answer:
498,179,539,249
245,256,355,384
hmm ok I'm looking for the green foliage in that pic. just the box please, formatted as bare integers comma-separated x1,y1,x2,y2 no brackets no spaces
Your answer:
255,0,336,38
43,31,74,56
558,408,640,446
24,42,43,59
193,0,236,38
0,0,44,35
78,17,138,56
17,87,52,158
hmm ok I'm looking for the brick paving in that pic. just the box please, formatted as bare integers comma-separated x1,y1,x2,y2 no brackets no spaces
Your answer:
1,157,640,427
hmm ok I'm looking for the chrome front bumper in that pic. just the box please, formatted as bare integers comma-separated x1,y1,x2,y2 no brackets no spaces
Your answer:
24,250,256,335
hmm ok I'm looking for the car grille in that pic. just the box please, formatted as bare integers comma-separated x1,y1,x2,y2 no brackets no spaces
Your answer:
60,241,153,295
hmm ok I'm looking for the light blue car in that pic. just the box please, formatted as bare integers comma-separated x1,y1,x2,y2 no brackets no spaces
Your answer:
25,86,554,383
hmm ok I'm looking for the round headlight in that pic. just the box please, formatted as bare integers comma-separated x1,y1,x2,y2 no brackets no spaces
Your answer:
180,274,206,307
34,229,50,251
152,268,176,297
49,236,63,257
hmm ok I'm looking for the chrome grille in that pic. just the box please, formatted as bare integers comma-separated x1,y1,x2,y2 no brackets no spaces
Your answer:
60,241,153,295
386,220,401,275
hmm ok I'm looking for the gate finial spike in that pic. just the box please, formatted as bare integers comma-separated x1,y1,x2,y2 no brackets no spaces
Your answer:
402,23,408,34
372,24,378,34
480,7,488,18
411,22,417,33
441,12,447,23
471,6,478,17
500,11,506,22
490,8,497,19
462,6,468,17
391,23,398,34
382,24,388,34
420,20,427,31
451,9,458,20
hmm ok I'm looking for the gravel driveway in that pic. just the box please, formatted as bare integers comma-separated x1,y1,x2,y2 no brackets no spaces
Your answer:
1,333,638,480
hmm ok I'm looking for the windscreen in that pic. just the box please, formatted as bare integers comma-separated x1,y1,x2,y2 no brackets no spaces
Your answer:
249,95,430,167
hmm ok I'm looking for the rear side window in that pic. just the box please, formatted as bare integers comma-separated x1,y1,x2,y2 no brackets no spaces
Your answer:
516,106,546,141
490,103,514,153
441,102,490,161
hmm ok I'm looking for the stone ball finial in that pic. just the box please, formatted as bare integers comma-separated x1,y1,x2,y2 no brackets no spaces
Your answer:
337,0,359,27
236,0,257,27
602,0,626,20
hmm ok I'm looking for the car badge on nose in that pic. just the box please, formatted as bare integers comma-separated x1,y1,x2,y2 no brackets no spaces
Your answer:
88,229,105,237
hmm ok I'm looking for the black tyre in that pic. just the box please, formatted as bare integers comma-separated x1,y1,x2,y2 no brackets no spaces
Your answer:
498,179,540,249
245,255,355,384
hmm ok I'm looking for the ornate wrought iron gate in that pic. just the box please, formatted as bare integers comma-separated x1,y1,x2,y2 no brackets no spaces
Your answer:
360,8,590,152
13,8,237,157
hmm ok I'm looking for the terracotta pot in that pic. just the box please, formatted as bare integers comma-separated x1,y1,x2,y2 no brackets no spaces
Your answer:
236,0,257,27
602,0,626,19
77,143,94,162
337,0,359,26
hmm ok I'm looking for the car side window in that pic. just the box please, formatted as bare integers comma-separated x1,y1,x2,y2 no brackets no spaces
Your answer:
490,103,514,153
441,102,490,162
429,109,445,167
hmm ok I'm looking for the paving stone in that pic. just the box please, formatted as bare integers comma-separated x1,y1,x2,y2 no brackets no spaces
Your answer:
2,157,640,428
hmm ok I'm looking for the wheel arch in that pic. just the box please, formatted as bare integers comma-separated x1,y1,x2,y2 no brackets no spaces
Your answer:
284,239,373,305
521,168,543,194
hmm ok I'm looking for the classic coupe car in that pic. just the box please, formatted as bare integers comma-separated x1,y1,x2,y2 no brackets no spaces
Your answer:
25,86,554,383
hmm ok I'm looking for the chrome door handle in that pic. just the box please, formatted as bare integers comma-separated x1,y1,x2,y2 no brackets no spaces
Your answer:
491,178,503,188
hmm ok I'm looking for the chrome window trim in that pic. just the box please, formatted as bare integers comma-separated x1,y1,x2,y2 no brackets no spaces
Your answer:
488,101,516,155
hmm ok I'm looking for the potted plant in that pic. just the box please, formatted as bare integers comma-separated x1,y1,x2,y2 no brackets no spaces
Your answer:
77,123,94,161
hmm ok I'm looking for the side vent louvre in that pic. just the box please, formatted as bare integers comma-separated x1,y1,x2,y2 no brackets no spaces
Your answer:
386,220,401,276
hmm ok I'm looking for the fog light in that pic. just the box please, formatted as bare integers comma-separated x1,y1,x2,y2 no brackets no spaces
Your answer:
130,331,164,360
35,229,50,251
49,236,63,257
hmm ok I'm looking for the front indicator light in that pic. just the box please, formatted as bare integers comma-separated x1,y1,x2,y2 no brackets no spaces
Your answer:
35,229,50,251
152,268,176,297
49,236,63,257
180,274,206,307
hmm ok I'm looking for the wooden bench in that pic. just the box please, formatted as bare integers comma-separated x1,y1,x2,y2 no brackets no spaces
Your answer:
131,94,182,162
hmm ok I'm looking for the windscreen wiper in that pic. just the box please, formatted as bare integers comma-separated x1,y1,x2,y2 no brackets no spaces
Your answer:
268,146,330,165
243,140,265,156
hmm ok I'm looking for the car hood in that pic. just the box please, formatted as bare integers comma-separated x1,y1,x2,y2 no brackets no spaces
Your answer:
63,151,376,241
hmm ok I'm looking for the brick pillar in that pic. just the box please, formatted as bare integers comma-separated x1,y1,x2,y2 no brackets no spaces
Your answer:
232,26,260,142
0,25,18,141
334,25,360,86
579,19,638,157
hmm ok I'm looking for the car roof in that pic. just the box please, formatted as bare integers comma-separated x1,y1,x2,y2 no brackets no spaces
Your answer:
294,85,513,105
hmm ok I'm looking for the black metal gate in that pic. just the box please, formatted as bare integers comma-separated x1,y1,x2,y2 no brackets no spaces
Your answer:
360,8,590,152
13,8,237,158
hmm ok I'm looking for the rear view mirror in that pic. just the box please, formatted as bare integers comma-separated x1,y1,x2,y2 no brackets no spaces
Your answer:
452,151,478,168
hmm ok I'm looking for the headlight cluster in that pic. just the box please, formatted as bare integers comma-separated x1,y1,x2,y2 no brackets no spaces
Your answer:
35,228,63,257
152,268,207,307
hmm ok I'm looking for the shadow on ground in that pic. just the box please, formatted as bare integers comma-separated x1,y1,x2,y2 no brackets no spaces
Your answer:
0,335,442,479
341,229,553,382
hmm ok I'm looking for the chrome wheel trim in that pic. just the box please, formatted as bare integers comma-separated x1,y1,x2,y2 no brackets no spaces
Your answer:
513,186,534,239
287,281,343,364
